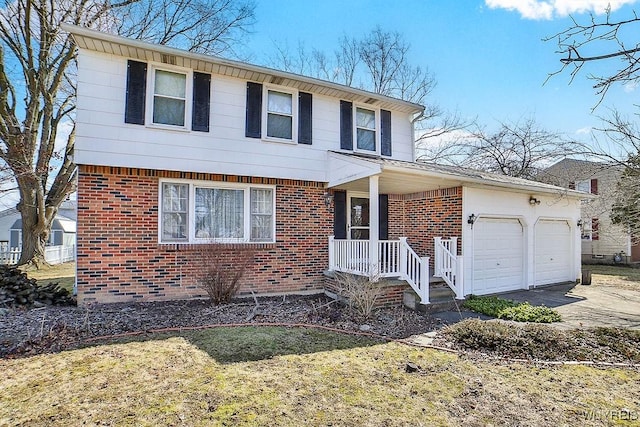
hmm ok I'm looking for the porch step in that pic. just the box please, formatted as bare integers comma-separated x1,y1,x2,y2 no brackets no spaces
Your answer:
403,282,464,314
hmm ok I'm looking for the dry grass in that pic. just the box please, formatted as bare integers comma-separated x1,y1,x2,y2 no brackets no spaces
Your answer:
1,327,639,426
19,261,75,293
586,264,640,291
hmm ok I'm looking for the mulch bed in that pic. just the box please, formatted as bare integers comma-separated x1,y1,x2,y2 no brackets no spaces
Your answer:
0,294,444,358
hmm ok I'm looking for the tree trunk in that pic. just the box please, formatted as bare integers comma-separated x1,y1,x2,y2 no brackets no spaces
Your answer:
15,177,54,268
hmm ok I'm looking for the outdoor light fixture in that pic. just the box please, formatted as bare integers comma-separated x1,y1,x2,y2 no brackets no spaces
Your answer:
529,196,541,206
467,213,477,225
323,191,334,207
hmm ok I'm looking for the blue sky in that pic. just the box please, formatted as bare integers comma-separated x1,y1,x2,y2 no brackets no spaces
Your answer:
242,0,638,142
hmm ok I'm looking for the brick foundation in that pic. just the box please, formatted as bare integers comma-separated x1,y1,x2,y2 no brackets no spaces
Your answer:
323,275,408,307
77,165,332,305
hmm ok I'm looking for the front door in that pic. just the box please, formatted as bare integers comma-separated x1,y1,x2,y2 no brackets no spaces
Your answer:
348,195,370,240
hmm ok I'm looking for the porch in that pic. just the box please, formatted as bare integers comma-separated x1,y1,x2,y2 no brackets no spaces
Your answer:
327,236,464,305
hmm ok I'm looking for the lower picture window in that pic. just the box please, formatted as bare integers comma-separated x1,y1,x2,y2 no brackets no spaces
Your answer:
161,181,275,243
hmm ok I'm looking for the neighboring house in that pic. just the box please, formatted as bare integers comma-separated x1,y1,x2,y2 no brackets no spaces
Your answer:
65,25,585,306
540,158,640,264
0,206,77,265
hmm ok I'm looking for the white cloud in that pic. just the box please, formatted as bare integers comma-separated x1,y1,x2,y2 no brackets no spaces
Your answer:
575,126,592,135
624,81,639,92
485,0,638,20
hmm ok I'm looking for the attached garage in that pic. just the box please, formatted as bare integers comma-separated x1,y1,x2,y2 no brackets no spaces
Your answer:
534,219,573,286
472,217,524,295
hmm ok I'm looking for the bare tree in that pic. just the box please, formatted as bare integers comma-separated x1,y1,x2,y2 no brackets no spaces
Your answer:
268,27,467,147
546,7,640,104
0,0,255,267
611,154,640,243
419,118,571,179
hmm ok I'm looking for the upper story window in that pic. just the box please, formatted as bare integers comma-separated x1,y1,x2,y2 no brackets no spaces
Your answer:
266,90,294,140
356,107,376,151
340,100,392,156
245,82,312,144
152,69,187,127
160,180,275,244
124,60,211,132
572,179,598,195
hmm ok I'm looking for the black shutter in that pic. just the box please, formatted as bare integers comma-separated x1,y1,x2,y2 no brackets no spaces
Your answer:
125,60,147,125
245,82,262,138
381,109,392,156
298,92,312,144
333,190,347,239
379,194,389,240
192,72,211,132
340,100,353,150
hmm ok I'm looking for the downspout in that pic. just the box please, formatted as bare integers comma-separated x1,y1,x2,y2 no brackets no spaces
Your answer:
410,111,423,162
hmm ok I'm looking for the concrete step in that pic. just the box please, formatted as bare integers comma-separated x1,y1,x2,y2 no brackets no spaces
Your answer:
403,285,465,314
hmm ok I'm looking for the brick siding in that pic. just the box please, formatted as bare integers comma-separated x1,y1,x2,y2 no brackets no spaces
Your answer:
77,166,463,305
388,187,463,267
77,165,332,305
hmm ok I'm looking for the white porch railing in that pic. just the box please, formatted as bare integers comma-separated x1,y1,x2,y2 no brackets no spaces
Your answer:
0,245,75,265
329,236,430,304
434,237,464,299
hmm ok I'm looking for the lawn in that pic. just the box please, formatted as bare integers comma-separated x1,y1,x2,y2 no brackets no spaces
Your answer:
1,327,639,426
19,261,75,293
586,264,640,291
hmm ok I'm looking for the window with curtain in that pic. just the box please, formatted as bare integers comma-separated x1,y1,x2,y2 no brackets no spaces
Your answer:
250,188,274,241
266,90,293,139
153,69,186,126
195,188,244,239
161,183,189,240
160,182,275,243
356,107,376,151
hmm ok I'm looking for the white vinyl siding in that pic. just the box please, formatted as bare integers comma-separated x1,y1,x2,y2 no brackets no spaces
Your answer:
160,179,275,243
75,51,417,182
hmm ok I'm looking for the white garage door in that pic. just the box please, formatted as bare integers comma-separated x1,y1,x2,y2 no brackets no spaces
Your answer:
472,217,524,295
535,220,573,286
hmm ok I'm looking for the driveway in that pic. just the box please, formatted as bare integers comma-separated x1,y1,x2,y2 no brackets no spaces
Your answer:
499,282,640,330
429,280,640,330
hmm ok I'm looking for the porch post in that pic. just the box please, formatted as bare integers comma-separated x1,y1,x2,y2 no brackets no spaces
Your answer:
369,175,379,278
328,235,335,271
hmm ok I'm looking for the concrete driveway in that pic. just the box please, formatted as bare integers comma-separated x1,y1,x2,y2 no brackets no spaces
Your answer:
497,282,640,330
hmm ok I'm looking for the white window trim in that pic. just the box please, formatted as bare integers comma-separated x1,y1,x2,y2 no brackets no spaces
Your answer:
353,105,380,155
158,178,276,244
262,85,298,144
575,180,592,194
146,64,193,132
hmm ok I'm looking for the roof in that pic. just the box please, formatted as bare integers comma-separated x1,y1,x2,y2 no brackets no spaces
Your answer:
61,24,425,116
329,152,590,198
11,215,76,233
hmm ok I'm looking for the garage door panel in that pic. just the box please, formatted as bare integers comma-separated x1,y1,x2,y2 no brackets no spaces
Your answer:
535,220,572,286
473,218,524,295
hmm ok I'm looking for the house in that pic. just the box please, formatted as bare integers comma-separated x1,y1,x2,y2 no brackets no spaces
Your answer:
0,203,77,265
65,25,585,306
540,158,640,264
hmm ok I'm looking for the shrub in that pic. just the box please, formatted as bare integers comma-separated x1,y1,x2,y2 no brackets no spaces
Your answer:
334,272,381,319
463,295,561,323
497,302,562,323
195,246,255,305
463,295,517,317
443,319,572,360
